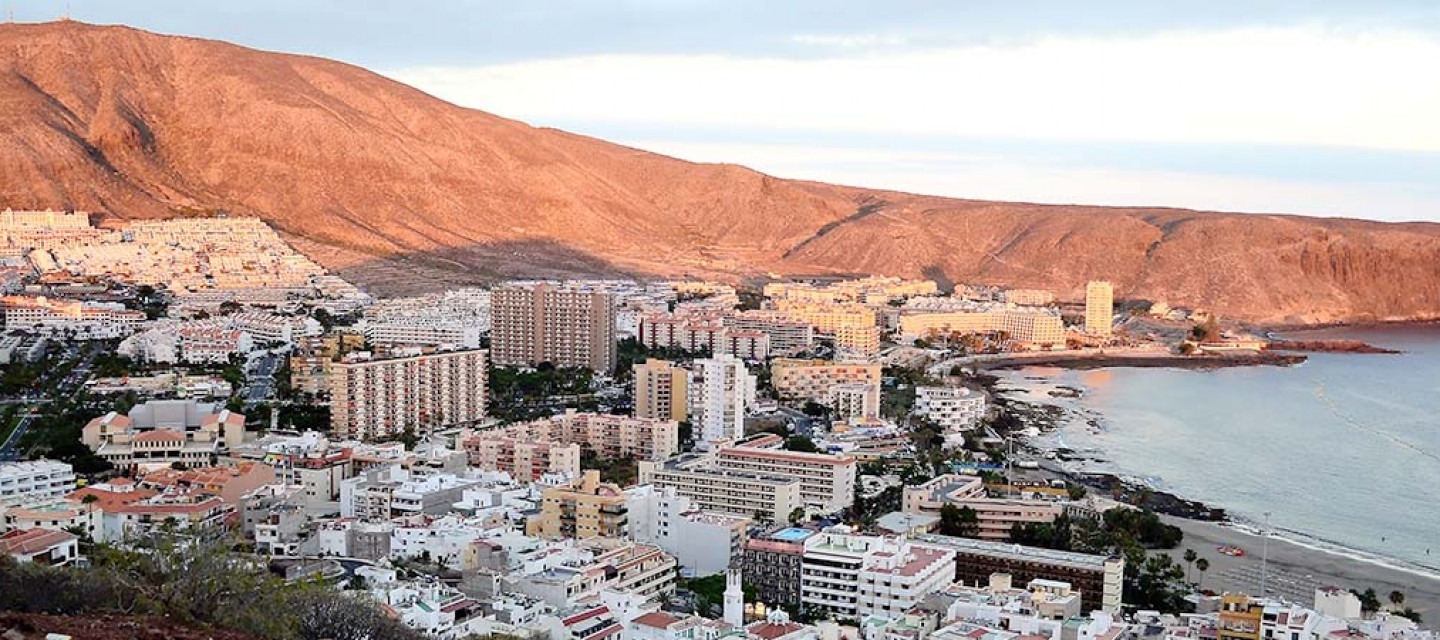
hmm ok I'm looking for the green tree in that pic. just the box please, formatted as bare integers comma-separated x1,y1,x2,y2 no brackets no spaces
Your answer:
784,434,820,453
1195,557,1209,590
938,504,980,538
789,507,806,525
1183,549,1199,583
1389,590,1405,607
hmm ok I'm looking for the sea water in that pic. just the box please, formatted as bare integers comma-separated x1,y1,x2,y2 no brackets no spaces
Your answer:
999,324,1440,574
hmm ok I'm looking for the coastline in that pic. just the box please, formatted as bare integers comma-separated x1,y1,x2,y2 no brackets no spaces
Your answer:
1161,516,1440,623
978,351,1306,371
986,360,1440,617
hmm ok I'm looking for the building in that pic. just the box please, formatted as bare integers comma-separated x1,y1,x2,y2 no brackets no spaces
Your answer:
638,458,804,523
363,319,482,350
1004,289,1055,307
770,359,882,405
288,332,366,396
825,383,880,421
532,470,630,541
898,306,1065,348
464,411,679,463
916,534,1124,613
1084,281,1114,337
833,325,882,360
512,538,678,607
799,527,956,621
902,475,1062,541
82,401,245,471
491,282,617,372
0,460,76,508
0,295,145,339
626,484,751,576
1218,594,1264,640
914,387,987,432
715,445,857,515
463,437,581,481
723,311,815,357
691,355,755,446
635,359,690,423
328,348,487,439
0,527,80,566
744,527,817,608
179,326,254,364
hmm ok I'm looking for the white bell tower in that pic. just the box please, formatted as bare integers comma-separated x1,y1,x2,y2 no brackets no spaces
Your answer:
723,568,744,627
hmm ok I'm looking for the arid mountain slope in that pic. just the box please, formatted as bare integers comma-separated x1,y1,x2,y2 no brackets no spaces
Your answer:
3,21,1440,324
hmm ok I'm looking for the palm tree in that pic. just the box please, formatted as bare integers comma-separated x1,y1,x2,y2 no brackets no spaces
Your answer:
1183,549,1198,583
1195,558,1210,590
1389,590,1406,609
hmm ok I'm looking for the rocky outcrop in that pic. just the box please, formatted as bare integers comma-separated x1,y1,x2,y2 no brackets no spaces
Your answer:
4,21,1440,324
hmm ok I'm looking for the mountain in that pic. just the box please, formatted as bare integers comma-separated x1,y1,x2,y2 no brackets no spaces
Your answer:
4,21,1440,324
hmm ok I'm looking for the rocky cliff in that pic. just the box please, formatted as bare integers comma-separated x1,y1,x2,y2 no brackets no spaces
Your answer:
4,21,1440,324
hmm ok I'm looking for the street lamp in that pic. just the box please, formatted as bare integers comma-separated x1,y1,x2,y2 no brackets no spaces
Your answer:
1260,511,1272,598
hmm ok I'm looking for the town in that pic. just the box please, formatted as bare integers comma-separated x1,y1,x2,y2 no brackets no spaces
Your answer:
0,210,1426,640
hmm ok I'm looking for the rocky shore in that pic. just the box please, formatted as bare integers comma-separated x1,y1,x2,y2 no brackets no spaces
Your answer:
978,350,1306,371
1265,339,1400,354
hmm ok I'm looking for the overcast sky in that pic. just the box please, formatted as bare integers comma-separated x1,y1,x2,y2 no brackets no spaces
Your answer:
13,1,1440,221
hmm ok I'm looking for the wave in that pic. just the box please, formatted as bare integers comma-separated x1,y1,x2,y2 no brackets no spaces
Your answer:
1313,382,1440,465
1225,516,1440,583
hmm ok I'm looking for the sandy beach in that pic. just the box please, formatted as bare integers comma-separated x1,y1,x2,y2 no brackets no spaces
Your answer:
1160,516,1440,623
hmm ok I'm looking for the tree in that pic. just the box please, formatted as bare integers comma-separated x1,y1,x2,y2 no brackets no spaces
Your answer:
1354,588,1382,613
789,507,806,526
938,504,980,538
1195,558,1209,589
784,434,820,453
1183,549,1198,583
1389,590,1406,608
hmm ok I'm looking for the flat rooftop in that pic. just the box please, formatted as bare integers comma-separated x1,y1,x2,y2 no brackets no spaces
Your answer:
916,533,1117,570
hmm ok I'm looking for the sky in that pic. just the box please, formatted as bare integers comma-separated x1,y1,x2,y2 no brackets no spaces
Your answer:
11,1,1440,222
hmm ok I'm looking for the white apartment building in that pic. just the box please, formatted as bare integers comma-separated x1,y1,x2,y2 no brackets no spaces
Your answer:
328,348,488,439
179,326,254,364
638,458,804,523
826,383,880,421
625,484,751,576
1,295,145,339
690,355,755,446
914,387,987,432
511,538,678,608
227,312,322,346
715,445,857,515
363,320,482,350
800,526,956,621
0,460,76,508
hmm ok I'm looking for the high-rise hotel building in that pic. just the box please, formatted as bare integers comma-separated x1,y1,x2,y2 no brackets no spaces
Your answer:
328,349,487,439
491,282,617,373
1084,281,1114,337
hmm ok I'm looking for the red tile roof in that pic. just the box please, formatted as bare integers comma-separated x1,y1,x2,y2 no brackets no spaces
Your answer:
633,612,683,629
0,528,76,555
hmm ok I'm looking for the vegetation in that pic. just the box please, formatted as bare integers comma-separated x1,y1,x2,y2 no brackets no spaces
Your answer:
938,504,980,537
0,532,424,640
615,337,709,383
783,434,820,453
678,572,754,618
487,363,596,423
581,453,639,486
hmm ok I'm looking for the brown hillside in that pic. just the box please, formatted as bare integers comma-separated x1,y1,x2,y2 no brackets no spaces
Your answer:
3,21,1440,324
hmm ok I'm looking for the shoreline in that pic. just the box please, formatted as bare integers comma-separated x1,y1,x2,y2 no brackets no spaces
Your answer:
986,366,1440,619
976,350,1306,371
1161,516,1440,624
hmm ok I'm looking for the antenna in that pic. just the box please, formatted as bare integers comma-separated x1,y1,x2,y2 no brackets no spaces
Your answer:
62,0,70,21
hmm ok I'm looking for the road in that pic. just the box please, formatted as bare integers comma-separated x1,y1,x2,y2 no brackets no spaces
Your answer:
774,405,816,437
0,344,99,461
245,352,280,405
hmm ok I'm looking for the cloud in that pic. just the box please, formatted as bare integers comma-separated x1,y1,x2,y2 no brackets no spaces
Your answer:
789,33,910,48
620,140,1440,221
391,25,1440,153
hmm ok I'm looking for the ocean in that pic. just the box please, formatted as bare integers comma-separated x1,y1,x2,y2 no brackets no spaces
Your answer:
997,324,1440,576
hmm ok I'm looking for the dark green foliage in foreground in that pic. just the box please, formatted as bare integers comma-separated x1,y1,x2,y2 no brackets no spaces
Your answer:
0,532,423,640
